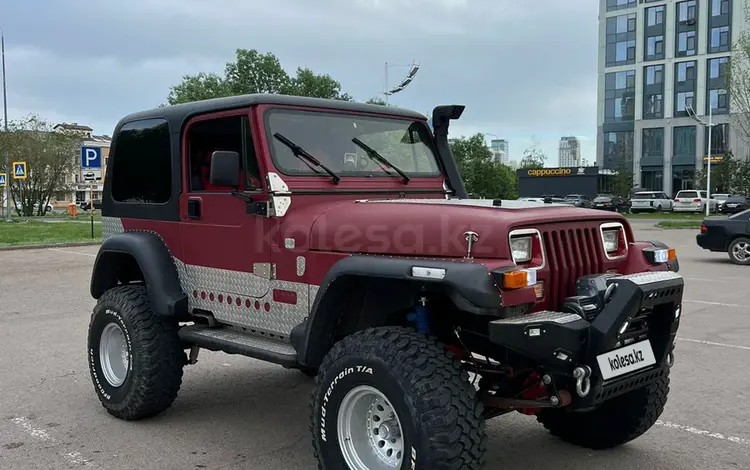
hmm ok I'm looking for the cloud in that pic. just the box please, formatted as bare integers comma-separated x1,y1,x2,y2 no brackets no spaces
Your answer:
2,0,598,163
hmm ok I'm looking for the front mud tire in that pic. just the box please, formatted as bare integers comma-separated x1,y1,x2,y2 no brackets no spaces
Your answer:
537,365,670,449
87,285,186,421
309,327,486,469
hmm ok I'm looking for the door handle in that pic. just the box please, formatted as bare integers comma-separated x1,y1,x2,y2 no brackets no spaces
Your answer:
187,198,202,219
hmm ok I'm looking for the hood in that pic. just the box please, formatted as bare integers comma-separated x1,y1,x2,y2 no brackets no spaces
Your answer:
285,198,627,259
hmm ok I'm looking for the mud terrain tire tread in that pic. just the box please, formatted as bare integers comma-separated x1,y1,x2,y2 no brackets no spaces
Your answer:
88,285,185,421
309,326,486,469
537,365,670,449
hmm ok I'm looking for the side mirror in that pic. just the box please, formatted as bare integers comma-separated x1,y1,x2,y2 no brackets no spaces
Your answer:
210,151,240,187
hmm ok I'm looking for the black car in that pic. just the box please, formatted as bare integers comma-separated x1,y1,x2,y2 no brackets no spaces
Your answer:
591,194,629,213
696,209,750,265
718,195,748,214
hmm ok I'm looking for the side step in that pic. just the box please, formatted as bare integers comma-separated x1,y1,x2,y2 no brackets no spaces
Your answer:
178,325,300,367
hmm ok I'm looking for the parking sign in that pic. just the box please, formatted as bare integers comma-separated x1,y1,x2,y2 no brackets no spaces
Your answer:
81,146,102,169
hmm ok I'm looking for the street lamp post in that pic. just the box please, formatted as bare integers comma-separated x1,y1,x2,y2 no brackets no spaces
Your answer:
1,27,10,222
686,103,717,217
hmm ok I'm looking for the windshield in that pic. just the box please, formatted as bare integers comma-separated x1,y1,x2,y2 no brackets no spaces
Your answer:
677,191,699,198
633,193,657,199
593,195,612,201
265,108,441,178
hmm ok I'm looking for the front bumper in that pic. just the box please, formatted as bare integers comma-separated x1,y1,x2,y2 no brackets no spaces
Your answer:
487,271,683,409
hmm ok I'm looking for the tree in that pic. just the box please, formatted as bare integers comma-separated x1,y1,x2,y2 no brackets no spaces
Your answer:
612,159,635,199
167,48,352,105
519,136,546,169
450,133,518,200
729,5,750,145
694,151,750,195
366,97,387,106
0,115,83,216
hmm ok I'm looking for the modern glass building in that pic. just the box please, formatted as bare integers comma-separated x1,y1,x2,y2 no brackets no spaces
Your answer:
596,0,750,196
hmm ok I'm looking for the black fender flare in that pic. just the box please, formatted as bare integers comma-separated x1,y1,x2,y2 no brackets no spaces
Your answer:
293,255,502,366
90,231,188,317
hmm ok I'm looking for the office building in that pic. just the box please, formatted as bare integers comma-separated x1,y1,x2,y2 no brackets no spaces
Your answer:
596,0,750,195
490,139,509,164
559,136,582,167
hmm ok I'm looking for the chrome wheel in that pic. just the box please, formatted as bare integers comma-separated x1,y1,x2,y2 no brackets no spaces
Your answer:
731,240,750,263
337,385,405,470
99,322,130,387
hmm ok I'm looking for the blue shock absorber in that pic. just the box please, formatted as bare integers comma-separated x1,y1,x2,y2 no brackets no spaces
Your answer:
407,297,431,334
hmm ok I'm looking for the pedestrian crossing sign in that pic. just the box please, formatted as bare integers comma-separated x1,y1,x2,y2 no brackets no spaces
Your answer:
12,161,27,180
0,173,6,186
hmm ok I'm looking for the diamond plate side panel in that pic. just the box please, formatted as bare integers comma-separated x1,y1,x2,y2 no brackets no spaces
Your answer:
184,264,270,298
101,217,124,240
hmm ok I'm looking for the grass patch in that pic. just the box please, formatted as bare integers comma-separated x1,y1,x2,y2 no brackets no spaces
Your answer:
655,220,703,229
0,220,101,247
625,212,714,220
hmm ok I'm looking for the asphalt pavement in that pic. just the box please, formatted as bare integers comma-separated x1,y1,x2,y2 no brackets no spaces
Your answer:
1,224,748,469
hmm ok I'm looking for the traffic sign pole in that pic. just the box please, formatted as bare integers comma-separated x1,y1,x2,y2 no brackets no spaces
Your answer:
90,182,95,239
3,152,9,222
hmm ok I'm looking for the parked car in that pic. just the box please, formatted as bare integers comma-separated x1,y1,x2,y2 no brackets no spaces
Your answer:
517,197,544,203
563,194,591,208
719,195,748,214
697,209,750,265
591,194,629,213
712,193,732,206
629,191,673,213
673,190,718,213
80,199,102,211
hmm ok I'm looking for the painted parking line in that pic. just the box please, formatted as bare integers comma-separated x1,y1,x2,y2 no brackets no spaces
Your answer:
683,299,740,308
656,420,749,445
10,416,99,467
48,248,96,257
678,338,750,351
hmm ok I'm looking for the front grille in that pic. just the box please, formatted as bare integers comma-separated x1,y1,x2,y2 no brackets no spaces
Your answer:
542,226,604,310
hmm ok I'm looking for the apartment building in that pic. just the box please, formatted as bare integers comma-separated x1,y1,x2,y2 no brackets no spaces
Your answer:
52,123,112,206
596,0,750,195
490,139,510,164
559,136,582,167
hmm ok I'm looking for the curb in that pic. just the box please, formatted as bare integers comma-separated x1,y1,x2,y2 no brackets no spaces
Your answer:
0,240,101,251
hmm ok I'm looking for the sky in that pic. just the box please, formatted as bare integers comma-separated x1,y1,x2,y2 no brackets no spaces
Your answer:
1,0,598,167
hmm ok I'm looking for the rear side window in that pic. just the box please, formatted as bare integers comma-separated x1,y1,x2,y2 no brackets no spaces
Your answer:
111,118,172,204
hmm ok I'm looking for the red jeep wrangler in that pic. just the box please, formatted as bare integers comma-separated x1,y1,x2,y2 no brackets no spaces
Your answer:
87,94,683,469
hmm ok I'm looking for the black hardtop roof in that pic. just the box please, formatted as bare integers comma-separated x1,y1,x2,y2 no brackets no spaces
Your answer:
113,94,428,134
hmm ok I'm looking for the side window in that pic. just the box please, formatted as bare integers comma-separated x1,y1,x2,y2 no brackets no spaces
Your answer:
111,118,172,204
186,114,261,192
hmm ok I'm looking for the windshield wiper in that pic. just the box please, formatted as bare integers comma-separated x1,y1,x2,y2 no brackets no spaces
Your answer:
273,133,340,184
351,137,410,184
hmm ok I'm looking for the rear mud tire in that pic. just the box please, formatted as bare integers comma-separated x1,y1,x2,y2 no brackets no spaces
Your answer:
309,327,486,469
87,285,186,421
537,365,670,449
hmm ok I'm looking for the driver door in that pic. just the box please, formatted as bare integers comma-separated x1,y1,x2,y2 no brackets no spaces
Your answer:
178,110,275,331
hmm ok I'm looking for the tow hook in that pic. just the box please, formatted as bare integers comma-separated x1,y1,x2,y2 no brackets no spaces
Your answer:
573,366,591,398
